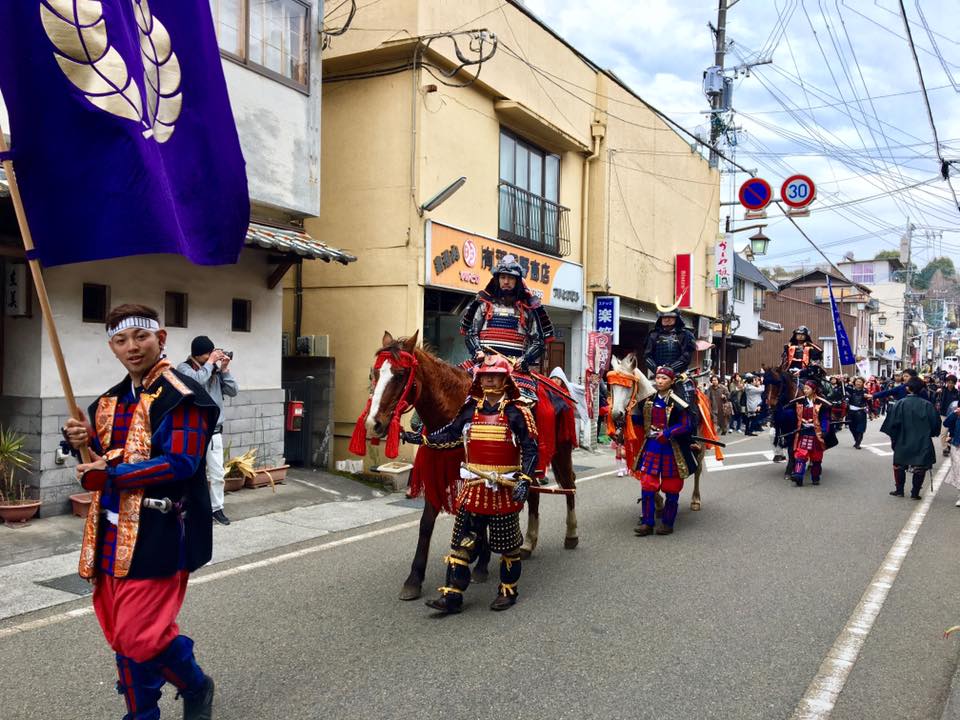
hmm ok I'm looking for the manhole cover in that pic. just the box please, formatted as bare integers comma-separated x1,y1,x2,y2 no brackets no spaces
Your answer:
388,498,424,509
36,574,92,597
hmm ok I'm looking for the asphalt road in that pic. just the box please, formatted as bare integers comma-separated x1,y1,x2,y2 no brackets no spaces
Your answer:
2,421,959,720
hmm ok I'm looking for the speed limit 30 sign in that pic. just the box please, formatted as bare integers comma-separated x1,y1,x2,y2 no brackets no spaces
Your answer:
781,174,816,209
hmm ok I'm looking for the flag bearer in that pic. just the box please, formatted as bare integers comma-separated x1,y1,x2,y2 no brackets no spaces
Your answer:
63,304,219,720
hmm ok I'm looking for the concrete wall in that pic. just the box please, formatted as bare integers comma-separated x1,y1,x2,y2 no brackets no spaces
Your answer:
221,0,322,217
0,250,286,514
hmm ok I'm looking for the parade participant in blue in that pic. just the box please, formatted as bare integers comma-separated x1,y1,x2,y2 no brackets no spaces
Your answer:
867,368,918,404
846,377,869,449
62,304,219,720
781,326,823,373
881,377,942,499
631,367,698,536
790,380,832,486
460,254,554,401
415,356,538,613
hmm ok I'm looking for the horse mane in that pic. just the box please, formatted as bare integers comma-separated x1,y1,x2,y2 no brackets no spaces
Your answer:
380,336,470,430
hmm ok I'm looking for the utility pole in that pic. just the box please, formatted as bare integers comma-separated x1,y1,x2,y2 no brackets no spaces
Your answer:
901,219,914,368
708,0,729,169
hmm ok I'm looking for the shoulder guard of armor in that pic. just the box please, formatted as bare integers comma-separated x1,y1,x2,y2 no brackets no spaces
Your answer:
459,297,486,336
533,304,555,340
512,402,539,438
807,342,823,351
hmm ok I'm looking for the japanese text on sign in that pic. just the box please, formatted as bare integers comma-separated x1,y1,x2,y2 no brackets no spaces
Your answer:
715,234,733,291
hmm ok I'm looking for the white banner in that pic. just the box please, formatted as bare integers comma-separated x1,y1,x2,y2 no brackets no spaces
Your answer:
715,234,733,291
856,358,871,377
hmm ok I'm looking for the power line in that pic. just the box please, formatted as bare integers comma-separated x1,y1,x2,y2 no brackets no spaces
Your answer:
898,0,960,215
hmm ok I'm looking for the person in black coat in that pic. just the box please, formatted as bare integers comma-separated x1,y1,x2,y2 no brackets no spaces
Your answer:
880,377,942,499
846,377,869,449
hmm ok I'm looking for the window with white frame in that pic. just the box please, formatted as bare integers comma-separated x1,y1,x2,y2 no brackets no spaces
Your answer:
210,0,310,88
733,277,745,302
753,285,765,312
850,262,875,284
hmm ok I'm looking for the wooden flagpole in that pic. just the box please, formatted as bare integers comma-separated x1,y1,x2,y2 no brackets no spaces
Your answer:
0,126,91,462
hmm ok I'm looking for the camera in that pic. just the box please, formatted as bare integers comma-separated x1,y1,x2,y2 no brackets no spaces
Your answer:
221,350,234,360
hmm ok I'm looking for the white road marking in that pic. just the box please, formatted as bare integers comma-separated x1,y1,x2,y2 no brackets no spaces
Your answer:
706,459,776,473
0,467,621,639
790,461,948,719
865,446,893,457
721,450,778,459
285,476,345,495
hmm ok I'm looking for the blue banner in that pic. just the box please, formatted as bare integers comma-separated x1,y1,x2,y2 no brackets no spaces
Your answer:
0,0,249,267
827,277,856,366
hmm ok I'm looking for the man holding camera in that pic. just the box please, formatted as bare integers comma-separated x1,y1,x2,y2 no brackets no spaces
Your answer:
178,336,239,525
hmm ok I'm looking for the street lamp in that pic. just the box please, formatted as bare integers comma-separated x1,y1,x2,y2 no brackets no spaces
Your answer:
419,176,467,216
878,313,887,326
748,229,770,256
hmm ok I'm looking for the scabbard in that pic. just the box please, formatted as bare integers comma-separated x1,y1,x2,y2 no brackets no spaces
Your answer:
691,435,726,448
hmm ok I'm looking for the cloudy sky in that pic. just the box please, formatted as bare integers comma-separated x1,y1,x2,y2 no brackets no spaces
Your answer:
523,0,960,271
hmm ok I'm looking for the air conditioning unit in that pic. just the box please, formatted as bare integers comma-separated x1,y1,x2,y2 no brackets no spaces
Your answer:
697,317,711,339
296,334,330,357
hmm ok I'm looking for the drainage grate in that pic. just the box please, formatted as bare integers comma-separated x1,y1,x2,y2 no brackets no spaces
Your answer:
36,574,93,597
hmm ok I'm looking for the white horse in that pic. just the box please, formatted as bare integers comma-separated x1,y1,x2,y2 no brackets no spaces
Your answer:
606,353,706,511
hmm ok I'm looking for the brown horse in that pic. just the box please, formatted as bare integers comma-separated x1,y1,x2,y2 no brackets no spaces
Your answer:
362,332,578,601
764,367,799,472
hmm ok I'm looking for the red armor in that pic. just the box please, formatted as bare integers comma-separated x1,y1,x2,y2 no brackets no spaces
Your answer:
459,411,524,515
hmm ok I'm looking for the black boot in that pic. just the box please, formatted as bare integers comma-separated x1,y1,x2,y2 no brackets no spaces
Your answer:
910,471,925,499
891,467,906,497
491,552,520,611
426,550,471,614
182,676,215,720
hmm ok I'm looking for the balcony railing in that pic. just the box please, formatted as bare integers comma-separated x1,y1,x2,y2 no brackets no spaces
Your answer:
498,181,571,257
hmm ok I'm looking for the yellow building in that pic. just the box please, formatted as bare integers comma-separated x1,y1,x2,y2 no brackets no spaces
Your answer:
293,0,720,460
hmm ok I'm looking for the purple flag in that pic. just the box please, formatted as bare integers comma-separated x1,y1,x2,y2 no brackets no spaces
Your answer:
0,0,249,267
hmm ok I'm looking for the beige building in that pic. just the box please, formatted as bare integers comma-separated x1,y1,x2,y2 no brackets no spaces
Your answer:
297,0,720,460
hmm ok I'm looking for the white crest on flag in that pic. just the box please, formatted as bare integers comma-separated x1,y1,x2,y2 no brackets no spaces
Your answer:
39,0,182,143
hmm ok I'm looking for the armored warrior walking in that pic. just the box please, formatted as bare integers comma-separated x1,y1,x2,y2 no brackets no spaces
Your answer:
418,356,538,613
790,380,832,486
632,367,699,536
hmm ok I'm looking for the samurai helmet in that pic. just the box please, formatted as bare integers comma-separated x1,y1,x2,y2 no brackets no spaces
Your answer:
476,355,513,376
493,254,524,279
792,325,811,338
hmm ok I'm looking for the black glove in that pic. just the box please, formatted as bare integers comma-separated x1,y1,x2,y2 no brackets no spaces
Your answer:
401,430,423,446
512,474,531,503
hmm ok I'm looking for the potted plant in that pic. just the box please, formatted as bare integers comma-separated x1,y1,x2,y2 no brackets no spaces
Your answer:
224,448,256,492
0,426,39,527
69,491,93,517
249,463,289,489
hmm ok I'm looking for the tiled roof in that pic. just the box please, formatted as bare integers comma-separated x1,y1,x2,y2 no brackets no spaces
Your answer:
734,253,777,292
245,222,356,265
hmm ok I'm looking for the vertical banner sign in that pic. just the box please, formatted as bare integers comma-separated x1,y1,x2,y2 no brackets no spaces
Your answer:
585,331,613,423
856,358,871,378
827,277,856,366
4,262,29,317
822,339,835,370
595,296,620,344
675,253,693,308
715,234,733,291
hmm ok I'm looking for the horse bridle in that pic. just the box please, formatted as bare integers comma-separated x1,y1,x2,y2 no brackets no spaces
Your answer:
607,370,640,429
373,349,421,417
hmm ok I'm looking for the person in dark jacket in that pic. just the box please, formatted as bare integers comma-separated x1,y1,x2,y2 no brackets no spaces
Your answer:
937,375,959,457
63,304,218,720
880,377,942,499
846,377,869,449
868,368,918,404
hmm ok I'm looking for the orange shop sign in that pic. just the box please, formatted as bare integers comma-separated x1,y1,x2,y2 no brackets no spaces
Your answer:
424,221,583,310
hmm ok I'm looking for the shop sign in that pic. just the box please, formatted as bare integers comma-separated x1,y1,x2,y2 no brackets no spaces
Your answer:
715,234,733,291
675,253,693,308
595,296,619,344
4,262,29,317
425,221,583,311
587,331,613,374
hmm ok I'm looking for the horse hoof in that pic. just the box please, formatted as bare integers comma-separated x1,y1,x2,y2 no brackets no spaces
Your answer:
518,547,533,560
690,500,701,511
471,568,489,584
564,537,579,549
399,584,422,601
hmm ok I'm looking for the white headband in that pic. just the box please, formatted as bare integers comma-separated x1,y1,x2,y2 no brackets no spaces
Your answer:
107,316,161,339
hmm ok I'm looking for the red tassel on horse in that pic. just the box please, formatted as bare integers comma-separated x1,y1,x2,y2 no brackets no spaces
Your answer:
349,398,372,456
383,401,406,459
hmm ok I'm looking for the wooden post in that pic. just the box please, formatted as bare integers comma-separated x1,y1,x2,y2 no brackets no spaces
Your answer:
0,126,91,462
